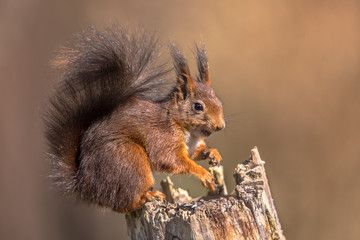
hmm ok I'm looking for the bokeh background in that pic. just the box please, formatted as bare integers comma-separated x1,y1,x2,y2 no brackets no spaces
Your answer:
1,0,360,239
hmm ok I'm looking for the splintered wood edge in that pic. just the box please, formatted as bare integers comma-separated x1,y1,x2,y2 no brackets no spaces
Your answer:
208,165,228,196
160,176,192,204
250,146,285,240
251,146,265,165
160,176,175,203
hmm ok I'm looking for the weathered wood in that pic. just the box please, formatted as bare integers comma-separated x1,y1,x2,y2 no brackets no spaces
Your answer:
208,165,228,196
126,147,285,240
160,176,192,204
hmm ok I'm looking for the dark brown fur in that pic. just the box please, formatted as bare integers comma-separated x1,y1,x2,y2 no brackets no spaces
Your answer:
45,26,225,213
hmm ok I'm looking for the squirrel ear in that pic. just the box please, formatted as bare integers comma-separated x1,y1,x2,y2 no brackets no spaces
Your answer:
195,43,210,86
178,69,195,91
169,43,195,95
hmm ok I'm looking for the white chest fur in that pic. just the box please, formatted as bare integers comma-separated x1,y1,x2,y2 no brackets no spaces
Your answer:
184,131,204,156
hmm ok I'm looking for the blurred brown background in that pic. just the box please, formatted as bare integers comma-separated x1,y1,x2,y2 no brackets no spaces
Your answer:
1,0,360,239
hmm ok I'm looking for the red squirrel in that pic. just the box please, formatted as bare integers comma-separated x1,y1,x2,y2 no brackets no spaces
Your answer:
45,26,225,213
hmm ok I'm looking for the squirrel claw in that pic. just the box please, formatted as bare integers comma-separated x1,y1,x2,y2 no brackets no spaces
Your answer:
201,179,215,192
143,190,166,202
199,170,215,192
209,160,221,167
206,149,222,166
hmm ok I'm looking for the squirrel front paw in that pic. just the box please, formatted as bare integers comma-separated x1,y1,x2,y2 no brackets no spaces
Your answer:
202,148,222,166
197,167,216,192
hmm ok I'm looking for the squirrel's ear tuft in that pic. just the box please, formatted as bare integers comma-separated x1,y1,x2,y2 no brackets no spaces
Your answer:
169,43,195,98
195,43,210,86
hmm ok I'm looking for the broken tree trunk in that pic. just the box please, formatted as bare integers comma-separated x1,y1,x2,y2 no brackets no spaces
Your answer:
126,147,285,240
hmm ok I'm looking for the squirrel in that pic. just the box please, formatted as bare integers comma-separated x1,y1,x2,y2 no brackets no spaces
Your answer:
45,25,225,213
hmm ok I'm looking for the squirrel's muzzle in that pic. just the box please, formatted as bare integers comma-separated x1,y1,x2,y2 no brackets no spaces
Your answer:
215,120,225,131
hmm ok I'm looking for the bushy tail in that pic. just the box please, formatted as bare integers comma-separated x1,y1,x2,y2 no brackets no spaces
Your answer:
44,25,169,194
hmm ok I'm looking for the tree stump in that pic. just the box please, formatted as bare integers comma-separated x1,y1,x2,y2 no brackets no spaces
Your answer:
126,147,285,240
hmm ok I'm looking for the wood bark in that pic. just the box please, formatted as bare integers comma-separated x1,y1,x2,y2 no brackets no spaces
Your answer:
126,147,285,240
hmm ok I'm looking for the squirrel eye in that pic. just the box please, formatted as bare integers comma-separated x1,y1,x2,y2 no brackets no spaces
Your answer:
194,102,204,111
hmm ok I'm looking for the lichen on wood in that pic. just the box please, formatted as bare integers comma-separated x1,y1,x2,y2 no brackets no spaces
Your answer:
126,147,285,240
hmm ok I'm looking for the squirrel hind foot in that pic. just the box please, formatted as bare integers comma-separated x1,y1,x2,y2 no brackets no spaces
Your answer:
142,190,166,202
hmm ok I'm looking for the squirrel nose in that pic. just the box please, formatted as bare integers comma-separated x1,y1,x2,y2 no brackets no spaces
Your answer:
215,121,225,131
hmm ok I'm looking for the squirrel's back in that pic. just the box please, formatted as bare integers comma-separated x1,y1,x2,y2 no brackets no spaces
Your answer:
44,26,169,194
